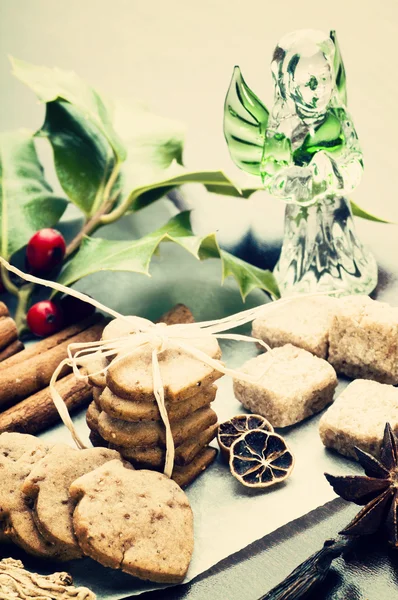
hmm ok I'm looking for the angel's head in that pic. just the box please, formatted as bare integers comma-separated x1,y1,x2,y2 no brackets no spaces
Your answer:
271,30,339,118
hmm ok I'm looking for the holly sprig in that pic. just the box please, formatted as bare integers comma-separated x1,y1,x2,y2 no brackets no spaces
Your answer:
0,58,277,335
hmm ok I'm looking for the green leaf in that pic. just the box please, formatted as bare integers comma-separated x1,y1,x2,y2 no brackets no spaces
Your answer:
10,56,126,161
114,100,185,172
58,211,279,300
350,200,394,224
219,250,280,299
0,130,67,258
39,101,115,216
114,162,259,216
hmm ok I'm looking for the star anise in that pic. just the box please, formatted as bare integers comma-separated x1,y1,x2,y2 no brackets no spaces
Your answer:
325,422,398,547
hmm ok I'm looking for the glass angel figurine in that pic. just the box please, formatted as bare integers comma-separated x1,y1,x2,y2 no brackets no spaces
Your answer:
224,29,377,296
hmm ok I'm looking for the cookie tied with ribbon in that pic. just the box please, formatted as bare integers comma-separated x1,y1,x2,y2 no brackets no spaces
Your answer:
0,256,330,481
62,312,266,479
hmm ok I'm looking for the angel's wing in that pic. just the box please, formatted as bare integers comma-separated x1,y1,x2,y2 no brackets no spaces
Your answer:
223,66,269,177
330,30,347,106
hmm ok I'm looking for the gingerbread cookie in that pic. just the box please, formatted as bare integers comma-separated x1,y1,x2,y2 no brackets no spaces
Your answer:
88,426,218,487
70,460,194,583
0,432,46,462
111,423,219,468
81,351,107,389
0,434,63,559
104,323,222,402
97,406,218,448
98,384,217,423
22,444,122,559
0,433,46,546
86,400,101,432
171,446,218,489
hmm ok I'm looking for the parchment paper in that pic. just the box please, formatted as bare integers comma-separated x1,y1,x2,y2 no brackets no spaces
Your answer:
17,336,361,600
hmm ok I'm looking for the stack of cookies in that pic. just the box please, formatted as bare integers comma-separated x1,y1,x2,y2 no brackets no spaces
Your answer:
84,315,223,487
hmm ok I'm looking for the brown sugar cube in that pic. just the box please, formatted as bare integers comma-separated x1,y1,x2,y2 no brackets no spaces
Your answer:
233,344,337,428
328,295,398,384
319,379,398,459
252,296,338,359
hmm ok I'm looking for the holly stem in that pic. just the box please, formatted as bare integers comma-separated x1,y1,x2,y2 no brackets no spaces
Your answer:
14,283,34,335
64,193,120,258
1,263,19,296
65,161,122,259
99,191,130,225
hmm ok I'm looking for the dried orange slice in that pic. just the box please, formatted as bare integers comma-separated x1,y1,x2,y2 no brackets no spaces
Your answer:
217,414,273,458
229,429,294,488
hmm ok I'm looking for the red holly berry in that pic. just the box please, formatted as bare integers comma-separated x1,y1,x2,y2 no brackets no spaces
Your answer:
26,229,66,273
27,300,64,337
60,295,96,325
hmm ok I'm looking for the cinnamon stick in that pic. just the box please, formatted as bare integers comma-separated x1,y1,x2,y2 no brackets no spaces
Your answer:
0,314,101,369
0,340,24,362
0,316,18,351
0,318,106,410
157,304,195,326
0,372,92,435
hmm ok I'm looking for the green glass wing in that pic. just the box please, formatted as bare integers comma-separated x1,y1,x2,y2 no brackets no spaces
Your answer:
223,66,269,177
330,30,347,106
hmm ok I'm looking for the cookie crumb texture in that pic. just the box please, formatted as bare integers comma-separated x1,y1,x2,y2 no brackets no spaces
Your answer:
70,460,194,583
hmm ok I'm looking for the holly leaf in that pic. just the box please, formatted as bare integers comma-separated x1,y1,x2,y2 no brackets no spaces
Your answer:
57,211,279,300
0,130,67,258
350,200,394,224
110,161,259,218
11,58,259,218
218,250,281,299
10,56,126,161
38,100,116,216
114,100,185,173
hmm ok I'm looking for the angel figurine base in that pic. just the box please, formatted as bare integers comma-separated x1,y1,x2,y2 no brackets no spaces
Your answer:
274,195,378,296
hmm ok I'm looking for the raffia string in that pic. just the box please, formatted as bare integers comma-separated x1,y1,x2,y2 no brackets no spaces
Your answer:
0,256,337,478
